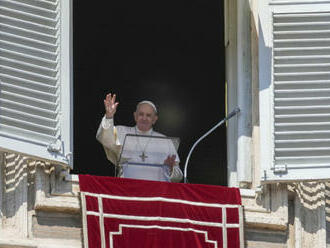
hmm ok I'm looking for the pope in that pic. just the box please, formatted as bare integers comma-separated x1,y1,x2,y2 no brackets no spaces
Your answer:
96,93,183,182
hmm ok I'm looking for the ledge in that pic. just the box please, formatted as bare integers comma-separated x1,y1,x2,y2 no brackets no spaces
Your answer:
240,188,257,198
0,239,37,248
244,215,288,231
65,174,79,182
35,194,80,213
270,0,330,4
0,238,81,248
67,174,258,197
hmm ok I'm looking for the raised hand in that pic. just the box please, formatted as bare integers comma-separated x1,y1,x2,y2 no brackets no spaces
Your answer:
104,93,119,119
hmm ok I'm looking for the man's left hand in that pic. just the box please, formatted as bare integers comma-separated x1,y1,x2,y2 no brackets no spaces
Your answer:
164,155,176,172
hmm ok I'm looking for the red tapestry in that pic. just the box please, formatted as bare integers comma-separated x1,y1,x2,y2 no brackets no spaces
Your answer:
79,175,243,248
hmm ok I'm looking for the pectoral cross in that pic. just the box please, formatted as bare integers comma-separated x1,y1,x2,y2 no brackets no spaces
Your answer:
139,152,148,162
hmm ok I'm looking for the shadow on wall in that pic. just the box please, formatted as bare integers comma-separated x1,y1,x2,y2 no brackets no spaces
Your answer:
258,16,272,92
290,181,328,239
1,152,51,219
325,182,330,244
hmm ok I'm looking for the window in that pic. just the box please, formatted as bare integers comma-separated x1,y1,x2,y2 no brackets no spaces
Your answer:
259,1,330,182
0,0,73,167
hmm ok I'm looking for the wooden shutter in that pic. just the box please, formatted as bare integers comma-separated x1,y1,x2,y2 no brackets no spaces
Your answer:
260,2,330,182
0,0,73,167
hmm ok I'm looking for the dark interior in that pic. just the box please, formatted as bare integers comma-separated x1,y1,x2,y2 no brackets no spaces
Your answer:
72,0,227,185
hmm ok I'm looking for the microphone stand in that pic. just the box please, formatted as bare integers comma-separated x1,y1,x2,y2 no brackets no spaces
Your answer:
183,107,240,183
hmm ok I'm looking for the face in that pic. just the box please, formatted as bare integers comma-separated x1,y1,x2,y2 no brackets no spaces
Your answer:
134,103,158,132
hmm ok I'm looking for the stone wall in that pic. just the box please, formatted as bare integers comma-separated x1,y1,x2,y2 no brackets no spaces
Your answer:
0,153,81,248
326,182,330,247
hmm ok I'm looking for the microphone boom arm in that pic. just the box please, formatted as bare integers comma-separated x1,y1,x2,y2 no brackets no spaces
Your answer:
183,107,240,183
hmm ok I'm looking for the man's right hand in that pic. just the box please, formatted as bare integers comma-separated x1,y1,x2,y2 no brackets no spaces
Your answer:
104,93,119,119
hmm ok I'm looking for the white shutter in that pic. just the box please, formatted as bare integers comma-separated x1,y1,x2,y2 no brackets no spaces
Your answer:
259,2,330,182
0,0,73,167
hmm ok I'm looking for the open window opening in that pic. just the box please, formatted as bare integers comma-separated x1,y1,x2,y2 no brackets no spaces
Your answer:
72,0,227,185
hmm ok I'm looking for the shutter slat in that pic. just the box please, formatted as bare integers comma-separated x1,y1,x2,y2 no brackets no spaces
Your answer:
0,90,57,110
275,105,330,111
1,0,58,18
275,131,330,143
274,30,330,34
274,72,330,76
275,130,330,133
276,138,330,143
0,74,57,92
276,122,329,130
275,50,330,57
275,155,330,162
276,141,330,149
275,63,330,68
276,147,330,152
275,80,330,84
275,88,330,93
275,47,330,51
274,80,330,90
1,65,57,84
1,48,57,68
0,56,58,76
0,40,57,60
274,23,330,28
276,121,330,125
273,163,330,168
0,23,57,43
276,115,329,122
8,0,58,10
0,32,58,52
0,14,56,35
1,81,58,101
0,115,58,135
275,99,330,107
275,150,329,157
274,12,330,18
275,114,330,122
0,6,58,26
276,122,330,126
276,127,330,135
275,96,330,101
1,57,58,77
0,106,57,127
0,125,56,145
0,98,57,118
274,37,330,41
274,113,330,116
276,122,330,132
275,57,330,64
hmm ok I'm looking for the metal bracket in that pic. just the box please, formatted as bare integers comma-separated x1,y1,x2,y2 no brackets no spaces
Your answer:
47,139,62,153
255,185,264,195
65,152,73,161
262,170,267,181
273,164,288,174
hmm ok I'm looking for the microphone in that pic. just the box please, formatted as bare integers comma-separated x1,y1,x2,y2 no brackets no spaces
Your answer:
225,107,240,120
183,107,240,183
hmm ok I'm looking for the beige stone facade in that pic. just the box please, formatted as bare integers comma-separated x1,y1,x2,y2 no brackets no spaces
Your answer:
0,153,81,247
0,153,329,247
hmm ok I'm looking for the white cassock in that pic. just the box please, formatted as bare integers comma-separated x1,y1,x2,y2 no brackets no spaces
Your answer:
96,116,183,182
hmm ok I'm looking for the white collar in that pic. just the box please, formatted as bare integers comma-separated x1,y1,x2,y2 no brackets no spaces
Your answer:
134,126,153,135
